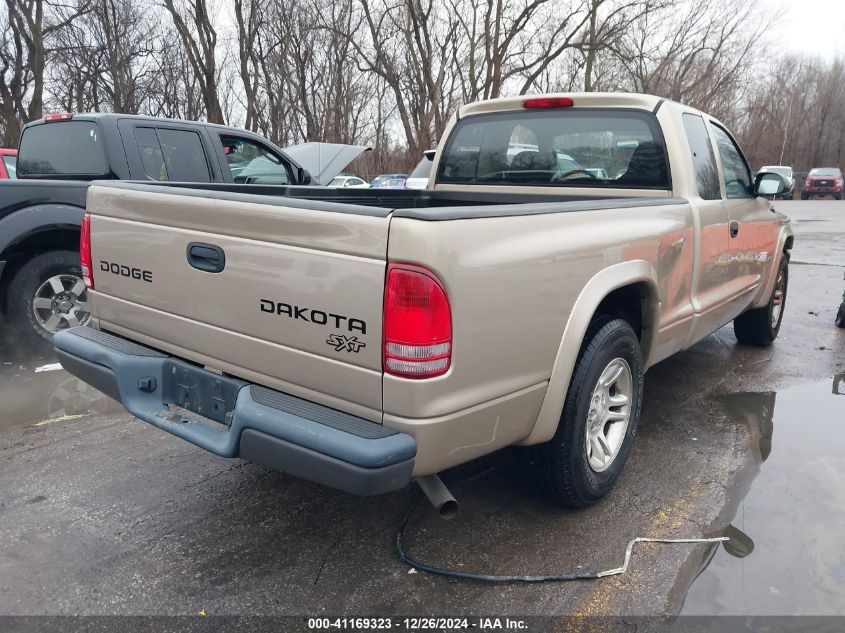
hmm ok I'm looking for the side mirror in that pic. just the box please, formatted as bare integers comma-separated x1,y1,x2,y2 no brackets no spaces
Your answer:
298,167,311,185
755,172,785,198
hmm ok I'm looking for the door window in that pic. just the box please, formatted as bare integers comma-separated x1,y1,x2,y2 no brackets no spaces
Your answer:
220,135,288,185
156,129,211,182
711,124,752,199
135,127,168,180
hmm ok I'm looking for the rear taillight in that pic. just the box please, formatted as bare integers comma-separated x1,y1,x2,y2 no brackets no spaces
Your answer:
383,263,451,378
80,213,94,290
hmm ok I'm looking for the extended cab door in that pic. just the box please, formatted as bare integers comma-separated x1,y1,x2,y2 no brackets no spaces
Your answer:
681,112,731,340
709,122,778,314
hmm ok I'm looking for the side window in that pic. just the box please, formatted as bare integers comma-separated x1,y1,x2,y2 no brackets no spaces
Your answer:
135,127,167,180
156,128,211,182
220,135,288,185
710,124,752,199
682,114,721,200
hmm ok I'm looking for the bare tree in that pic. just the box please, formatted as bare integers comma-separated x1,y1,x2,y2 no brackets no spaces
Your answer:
162,0,225,123
608,0,771,121
0,0,91,143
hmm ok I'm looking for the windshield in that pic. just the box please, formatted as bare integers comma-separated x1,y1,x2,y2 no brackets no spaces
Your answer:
3,154,16,179
437,109,669,189
809,168,841,177
409,155,433,178
760,166,792,178
18,121,108,177
329,177,345,186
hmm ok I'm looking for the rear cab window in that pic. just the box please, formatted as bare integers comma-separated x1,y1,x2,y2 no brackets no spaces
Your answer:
436,109,670,189
18,121,109,177
682,113,721,200
133,126,211,182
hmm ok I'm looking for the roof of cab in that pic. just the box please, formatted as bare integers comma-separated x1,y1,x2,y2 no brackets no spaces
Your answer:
457,92,669,118
24,112,249,134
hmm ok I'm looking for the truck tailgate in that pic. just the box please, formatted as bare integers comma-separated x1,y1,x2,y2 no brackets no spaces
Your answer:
86,182,388,420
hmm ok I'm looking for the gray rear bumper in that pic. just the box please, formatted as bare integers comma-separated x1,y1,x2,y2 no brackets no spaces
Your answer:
53,327,415,495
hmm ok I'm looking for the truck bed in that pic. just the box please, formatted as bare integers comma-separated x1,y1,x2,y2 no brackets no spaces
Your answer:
108,180,685,218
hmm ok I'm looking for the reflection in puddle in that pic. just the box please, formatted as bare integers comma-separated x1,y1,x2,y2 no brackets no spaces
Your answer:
0,366,121,430
680,376,845,615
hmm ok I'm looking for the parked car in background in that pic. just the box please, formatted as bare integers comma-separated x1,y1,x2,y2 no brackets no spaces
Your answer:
758,165,794,199
370,173,407,188
329,175,370,188
802,167,844,199
378,176,408,189
0,113,366,352
0,149,16,179
54,92,792,510
405,149,435,189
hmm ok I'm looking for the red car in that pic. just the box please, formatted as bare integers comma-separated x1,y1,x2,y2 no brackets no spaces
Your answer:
801,167,843,199
0,148,16,179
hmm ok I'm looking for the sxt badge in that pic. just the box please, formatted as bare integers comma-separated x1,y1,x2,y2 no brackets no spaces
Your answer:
326,334,366,353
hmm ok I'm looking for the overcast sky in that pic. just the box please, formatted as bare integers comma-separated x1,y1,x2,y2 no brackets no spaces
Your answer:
780,0,845,59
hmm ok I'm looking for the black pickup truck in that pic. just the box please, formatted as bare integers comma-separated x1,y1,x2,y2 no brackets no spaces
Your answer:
0,113,363,353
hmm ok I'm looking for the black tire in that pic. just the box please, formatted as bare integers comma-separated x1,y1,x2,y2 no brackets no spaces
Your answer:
836,302,845,329
5,250,87,354
733,257,788,346
522,319,644,507
800,192,809,200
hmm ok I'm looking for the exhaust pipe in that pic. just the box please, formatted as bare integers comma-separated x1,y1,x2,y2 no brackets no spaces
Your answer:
417,474,459,520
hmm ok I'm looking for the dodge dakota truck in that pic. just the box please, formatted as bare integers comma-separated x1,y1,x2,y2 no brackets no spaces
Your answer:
0,112,366,353
53,93,793,511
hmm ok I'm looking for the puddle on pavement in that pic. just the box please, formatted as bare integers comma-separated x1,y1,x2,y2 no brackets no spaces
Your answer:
677,375,845,615
0,361,122,430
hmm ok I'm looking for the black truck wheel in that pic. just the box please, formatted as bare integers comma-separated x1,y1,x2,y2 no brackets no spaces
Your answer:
836,302,845,329
522,318,644,507
5,250,91,354
733,257,788,346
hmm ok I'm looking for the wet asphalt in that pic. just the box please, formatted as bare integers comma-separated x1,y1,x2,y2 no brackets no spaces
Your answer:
0,200,843,621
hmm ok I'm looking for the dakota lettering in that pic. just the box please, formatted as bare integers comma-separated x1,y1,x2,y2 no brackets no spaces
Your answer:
258,299,367,335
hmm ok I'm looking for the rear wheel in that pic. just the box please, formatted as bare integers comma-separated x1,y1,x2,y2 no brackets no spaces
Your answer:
733,257,788,346
522,319,643,507
836,302,845,329
5,250,91,354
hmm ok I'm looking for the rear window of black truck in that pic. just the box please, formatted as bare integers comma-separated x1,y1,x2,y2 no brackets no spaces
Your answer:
18,121,109,178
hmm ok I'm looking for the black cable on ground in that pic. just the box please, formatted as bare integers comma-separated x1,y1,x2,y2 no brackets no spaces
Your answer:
396,493,728,584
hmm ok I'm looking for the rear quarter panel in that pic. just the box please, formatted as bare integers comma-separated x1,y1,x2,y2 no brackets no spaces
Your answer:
383,201,694,471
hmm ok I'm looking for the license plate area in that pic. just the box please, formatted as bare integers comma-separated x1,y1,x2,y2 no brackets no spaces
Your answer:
162,359,246,426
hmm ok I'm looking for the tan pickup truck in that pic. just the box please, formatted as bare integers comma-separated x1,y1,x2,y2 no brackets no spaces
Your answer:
54,93,793,512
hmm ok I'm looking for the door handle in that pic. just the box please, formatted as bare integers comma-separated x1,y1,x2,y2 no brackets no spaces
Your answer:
729,221,740,238
187,242,226,273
